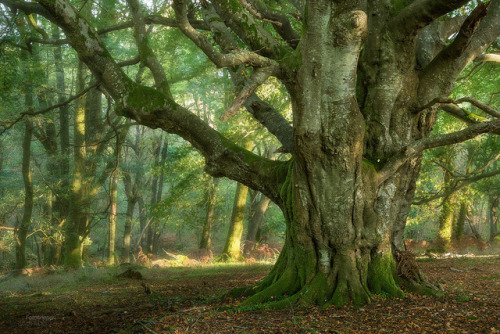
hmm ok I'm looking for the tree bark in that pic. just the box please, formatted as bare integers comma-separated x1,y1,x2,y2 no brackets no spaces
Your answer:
199,177,218,251
64,62,88,268
243,192,271,256
489,196,499,242
453,199,468,244
107,171,118,265
220,180,249,261
16,119,34,270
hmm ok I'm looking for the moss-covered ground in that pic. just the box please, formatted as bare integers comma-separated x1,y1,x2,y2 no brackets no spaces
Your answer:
0,257,498,333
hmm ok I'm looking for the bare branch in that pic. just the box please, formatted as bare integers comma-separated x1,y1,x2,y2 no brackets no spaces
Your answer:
418,0,500,104
417,97,500,118
441,104,488,124
0,83,98,136
237,0,300,48
413,167,500,205
378,118,500,184
118,55,141,67
238,0,282,26
475,53,500,63
200,2,293,152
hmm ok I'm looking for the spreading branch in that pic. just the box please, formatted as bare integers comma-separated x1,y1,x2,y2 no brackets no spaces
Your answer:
417,97,500,118
418,0,500,103
377,118,500,184
127,0,171,97
413,168,500,205
173,0,278,69
391,0,470,38
236,0,299,48
201,2,293,152
3,0,289,204
0,83,99,136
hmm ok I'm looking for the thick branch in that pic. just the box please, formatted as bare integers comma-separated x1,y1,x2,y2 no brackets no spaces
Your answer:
418,0,500,103
441,104,487,124
391,0,470,38
220,66,278,121
237,0,300,48
173,0,278,69
211,0,288,59
9,0,287,204
127,0,171,97
201,2,293,152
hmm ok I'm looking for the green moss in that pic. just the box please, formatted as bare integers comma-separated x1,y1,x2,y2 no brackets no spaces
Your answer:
279,46,302,71
389,0,412,16
367,253,404,298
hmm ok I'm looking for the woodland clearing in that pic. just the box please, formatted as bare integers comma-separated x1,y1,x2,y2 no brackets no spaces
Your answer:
0,256,498,333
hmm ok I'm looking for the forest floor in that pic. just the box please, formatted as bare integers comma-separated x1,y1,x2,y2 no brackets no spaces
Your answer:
0,256,498,333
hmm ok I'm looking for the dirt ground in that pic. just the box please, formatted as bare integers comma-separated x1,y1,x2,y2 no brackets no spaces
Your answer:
0,256,498,333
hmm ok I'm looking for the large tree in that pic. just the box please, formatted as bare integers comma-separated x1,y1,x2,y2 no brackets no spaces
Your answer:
3,0,500,306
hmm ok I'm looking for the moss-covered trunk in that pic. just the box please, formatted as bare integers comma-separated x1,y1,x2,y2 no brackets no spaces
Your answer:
220,180,249,261
64,62,88,268
16,120,34,270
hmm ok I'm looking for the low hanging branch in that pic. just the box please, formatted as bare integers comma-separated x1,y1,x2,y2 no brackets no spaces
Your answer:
0,83,99,136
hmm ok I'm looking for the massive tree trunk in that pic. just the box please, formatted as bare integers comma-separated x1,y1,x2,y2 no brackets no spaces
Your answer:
13,0,500,306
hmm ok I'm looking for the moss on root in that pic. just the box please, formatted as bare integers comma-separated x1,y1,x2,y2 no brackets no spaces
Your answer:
367,253,404,298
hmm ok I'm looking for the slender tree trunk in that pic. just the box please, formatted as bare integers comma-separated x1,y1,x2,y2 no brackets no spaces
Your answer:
16,119,34,269
199,177,218,251
152,137,168,254
437,172,457,251
137,196,147,250
146,136,161,253
50,26,70,266
122,173,138,262
453,199,468,244
65,62,88,268
243,192,271,256
220,180,249,261
489,196,499,242
107,171,118,265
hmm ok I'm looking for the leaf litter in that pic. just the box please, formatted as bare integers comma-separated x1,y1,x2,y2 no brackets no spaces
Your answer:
0,257,498,333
